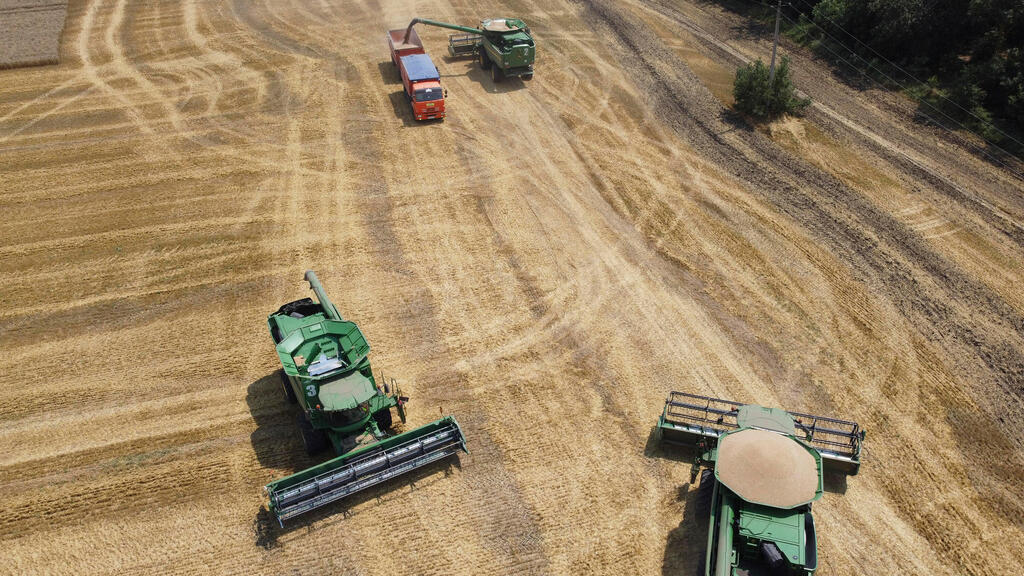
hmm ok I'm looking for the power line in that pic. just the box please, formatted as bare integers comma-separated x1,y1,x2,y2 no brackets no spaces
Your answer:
776,11,1024,180
789,0,1024,151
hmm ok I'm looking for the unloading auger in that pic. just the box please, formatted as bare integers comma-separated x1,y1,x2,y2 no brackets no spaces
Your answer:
263,271,467,525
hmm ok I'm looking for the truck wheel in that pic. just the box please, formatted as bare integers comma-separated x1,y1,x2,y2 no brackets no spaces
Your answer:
491,65,503,83
479,51,491,70
298,414,328,455
280,370,297,404
373,408,393,431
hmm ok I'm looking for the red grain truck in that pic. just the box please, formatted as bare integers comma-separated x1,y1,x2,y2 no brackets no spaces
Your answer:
387,28,446,121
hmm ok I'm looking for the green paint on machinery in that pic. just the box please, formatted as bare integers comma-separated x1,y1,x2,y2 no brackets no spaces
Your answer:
656,391,866,575
264,271,467,525
402,17,535,81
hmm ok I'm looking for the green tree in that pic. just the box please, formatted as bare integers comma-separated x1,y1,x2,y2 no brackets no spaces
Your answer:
733,56,811,119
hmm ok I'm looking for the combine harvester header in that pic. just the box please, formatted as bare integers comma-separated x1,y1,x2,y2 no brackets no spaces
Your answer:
659,391,864,475
263,271,467,525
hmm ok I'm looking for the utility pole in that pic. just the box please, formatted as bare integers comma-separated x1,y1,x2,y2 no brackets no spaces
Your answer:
768,0,782,85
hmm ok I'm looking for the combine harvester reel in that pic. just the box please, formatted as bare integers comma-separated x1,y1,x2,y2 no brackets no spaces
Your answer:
263,271,467,526
656,391,865,575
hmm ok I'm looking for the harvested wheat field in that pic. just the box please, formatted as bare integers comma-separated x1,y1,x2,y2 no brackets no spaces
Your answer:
1,0,1022,574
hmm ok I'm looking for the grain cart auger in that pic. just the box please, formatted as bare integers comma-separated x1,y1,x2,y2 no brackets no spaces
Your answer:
656,391,866,575
401,17,535,82
263,271,467,525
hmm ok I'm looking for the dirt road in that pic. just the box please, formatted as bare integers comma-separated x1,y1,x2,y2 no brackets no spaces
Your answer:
1,0,1021,574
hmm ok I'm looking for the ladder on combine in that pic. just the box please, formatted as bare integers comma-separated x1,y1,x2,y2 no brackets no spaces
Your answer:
658,391,865,475
266,416,466,525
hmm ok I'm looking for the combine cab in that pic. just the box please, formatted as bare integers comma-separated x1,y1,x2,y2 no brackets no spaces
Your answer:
657,391,865,575
263,271,467,525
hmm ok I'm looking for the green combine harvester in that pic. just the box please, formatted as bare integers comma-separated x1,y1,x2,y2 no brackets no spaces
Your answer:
401,17,535,82
263,271,467,525
657,391,865,575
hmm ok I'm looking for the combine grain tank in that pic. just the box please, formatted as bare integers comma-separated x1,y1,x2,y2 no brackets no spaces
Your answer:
263,271,466,524
656,391,865,575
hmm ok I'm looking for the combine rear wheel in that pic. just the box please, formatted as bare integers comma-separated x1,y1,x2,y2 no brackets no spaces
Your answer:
298,414,328,455
280,370,297,404
523,73,533,81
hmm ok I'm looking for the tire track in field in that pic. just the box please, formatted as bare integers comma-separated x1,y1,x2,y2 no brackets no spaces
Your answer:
575,1,1024,572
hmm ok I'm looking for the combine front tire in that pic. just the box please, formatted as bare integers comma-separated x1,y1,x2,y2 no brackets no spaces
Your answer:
298,414,328,455
694,468,714,517
491,65,503,83
479,51,491,70
373,408,393,431
280,370,297,404
694,468,714,576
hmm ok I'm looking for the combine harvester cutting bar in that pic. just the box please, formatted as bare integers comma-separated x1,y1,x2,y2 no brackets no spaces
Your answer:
267,417,466,525
658,391,865,474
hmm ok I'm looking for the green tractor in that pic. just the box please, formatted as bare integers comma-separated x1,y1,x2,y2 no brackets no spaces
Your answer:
401,17,535,82
263,270,467,525
656,391,865,575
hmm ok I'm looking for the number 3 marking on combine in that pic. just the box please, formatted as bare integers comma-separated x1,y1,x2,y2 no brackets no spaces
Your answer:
305,385,316,397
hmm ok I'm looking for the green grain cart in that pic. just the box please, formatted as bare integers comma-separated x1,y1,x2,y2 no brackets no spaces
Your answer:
657,391,865,575
263,271,467,525
401,17,535,82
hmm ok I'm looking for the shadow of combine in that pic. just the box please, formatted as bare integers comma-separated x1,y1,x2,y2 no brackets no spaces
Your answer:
823,471,848,495
460,62,530,94
247,372,313,473
648,437,708,575
643,426,696,464
247,372,462,547
662,489,710,576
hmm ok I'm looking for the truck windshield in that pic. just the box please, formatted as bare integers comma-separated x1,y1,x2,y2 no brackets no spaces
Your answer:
414,88,443,102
